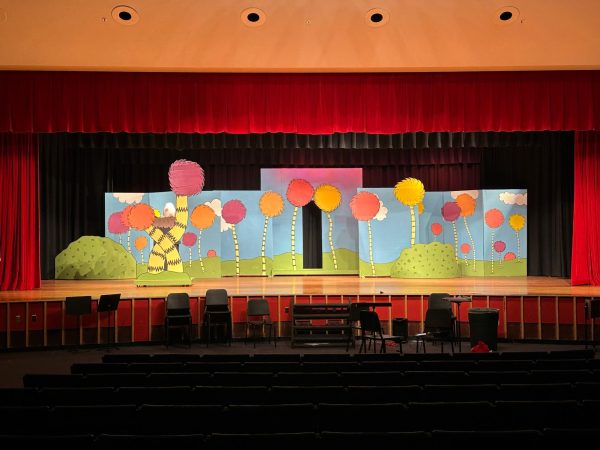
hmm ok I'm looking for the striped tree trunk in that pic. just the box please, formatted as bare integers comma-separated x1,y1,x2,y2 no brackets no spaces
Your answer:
197,230,204,272
491,230,495,274
464,216,476,269
409,206,416,246
232,224,240,276
368,220,375,276
452,221,458,263
290,206,298,270
327,212,337,269
261,216,269,276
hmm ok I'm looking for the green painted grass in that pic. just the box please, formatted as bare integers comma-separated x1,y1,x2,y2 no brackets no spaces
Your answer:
221,256,274,276
359,260,395,277
272,249,359,274
135,271,192,286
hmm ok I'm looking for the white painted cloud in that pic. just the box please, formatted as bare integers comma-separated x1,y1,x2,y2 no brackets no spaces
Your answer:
374,200,388,221
112,193,144,204
499,192,527,205
163,202,175,217
205,199,232,232
450,190,479,200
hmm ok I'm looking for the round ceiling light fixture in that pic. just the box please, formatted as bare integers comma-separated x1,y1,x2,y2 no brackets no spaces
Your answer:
111,5,140,25
366,8,389,27
241,7,266,27
496,6,519,24
0,9,7,23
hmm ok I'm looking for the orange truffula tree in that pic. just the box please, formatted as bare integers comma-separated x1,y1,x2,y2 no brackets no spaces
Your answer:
456,193,477,268
190,204,216,272
350,191,380,276
259,191,284,276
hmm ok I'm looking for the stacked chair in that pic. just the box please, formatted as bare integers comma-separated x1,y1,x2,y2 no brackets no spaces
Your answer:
1,349,599,447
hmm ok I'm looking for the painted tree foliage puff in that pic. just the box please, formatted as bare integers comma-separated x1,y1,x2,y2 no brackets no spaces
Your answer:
222,199,247,276
431,223,443,240
394,178,425,247
286,179,314,270
350,191,381,276
134,236,148,264
190,204,216,272
107,211,128,246
259,191,284,276
314,184,342,269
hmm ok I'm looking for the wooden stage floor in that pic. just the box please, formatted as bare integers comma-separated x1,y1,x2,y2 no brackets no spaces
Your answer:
1,276,598,302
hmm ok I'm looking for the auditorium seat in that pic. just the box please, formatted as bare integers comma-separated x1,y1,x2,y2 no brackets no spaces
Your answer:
475,359,535,371
148,373,212,387
269,386,347,404
494,400,583,430
0,434,96,446
225,404,316,433
41,387,120,405
407,401,494,431
117,386,194,405
421,384,498,402
185,362,244,373
23,374,86,388
342,371,405,386
358,360,420,371
251,354,301,362
345,385,423,403
319,431,430,446
139,404,224,434
318,403,409,432
0,406,51,434
95,433,205,449
191,386,269,405
0,387,40,406
529,369,595,384
275,372,340,386
534,358,590,370
431,429,542,443
497,383,574,401
206,432,317,450
241,361,300,372
51,404,138,434
403,370,469,385
574,382,600,400
467,371,531,385
213,372,273,386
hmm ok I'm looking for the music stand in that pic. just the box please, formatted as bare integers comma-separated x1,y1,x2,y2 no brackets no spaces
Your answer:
97,294,121,350
584,297,600,351
65,296,92,348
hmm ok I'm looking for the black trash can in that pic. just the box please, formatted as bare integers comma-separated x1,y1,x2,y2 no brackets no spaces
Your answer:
392,318,408,339
468,308,499,351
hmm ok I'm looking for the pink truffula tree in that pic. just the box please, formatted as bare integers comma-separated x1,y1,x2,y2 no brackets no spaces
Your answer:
108,211,128,246
431,223,443,241
181,232,197,267
460,243,471,266
441,202,461,263
222,199,247,276
350,191,381,276
286,179,314,270
485,208,505,274
494,240,506,265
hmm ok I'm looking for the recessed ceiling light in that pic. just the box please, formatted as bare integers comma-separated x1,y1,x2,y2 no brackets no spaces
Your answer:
111,5,139,26
241,7,266,27
496,6,520,24
366,8,389,27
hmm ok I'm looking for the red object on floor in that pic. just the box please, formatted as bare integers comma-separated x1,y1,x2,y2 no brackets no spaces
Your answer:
471,340,490,353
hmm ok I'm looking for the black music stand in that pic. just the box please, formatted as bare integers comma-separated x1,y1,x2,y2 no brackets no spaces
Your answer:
97,294,121,350
584,297,600,351
65,296,92,348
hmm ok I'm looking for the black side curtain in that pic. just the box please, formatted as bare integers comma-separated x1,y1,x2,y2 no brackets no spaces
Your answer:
39,131,573,279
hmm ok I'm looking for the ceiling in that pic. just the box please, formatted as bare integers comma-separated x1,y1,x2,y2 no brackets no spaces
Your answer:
0,0,599,72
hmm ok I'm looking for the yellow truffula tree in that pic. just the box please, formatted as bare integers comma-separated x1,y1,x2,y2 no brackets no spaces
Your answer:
509,213,526,261
259,191,284,276
393,178,425,247
314,184,342,270
127,160,204,274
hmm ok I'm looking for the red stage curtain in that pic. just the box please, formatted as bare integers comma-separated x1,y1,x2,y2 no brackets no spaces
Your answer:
0,133,40,290
571,132,600,285
1,71,599,134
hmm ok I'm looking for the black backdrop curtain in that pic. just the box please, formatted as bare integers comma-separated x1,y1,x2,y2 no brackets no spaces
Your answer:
39,131,573,279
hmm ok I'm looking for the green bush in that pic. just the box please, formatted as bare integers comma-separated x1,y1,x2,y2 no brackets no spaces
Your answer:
391,242,459,278
55,236,136,279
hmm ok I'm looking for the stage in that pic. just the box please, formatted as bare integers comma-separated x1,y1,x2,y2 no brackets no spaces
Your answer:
1,276,598,350
0,276,598,303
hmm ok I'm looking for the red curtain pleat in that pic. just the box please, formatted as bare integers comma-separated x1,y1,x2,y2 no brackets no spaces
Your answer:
1,71,599,133
571,132,600,285
0,133,40,290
